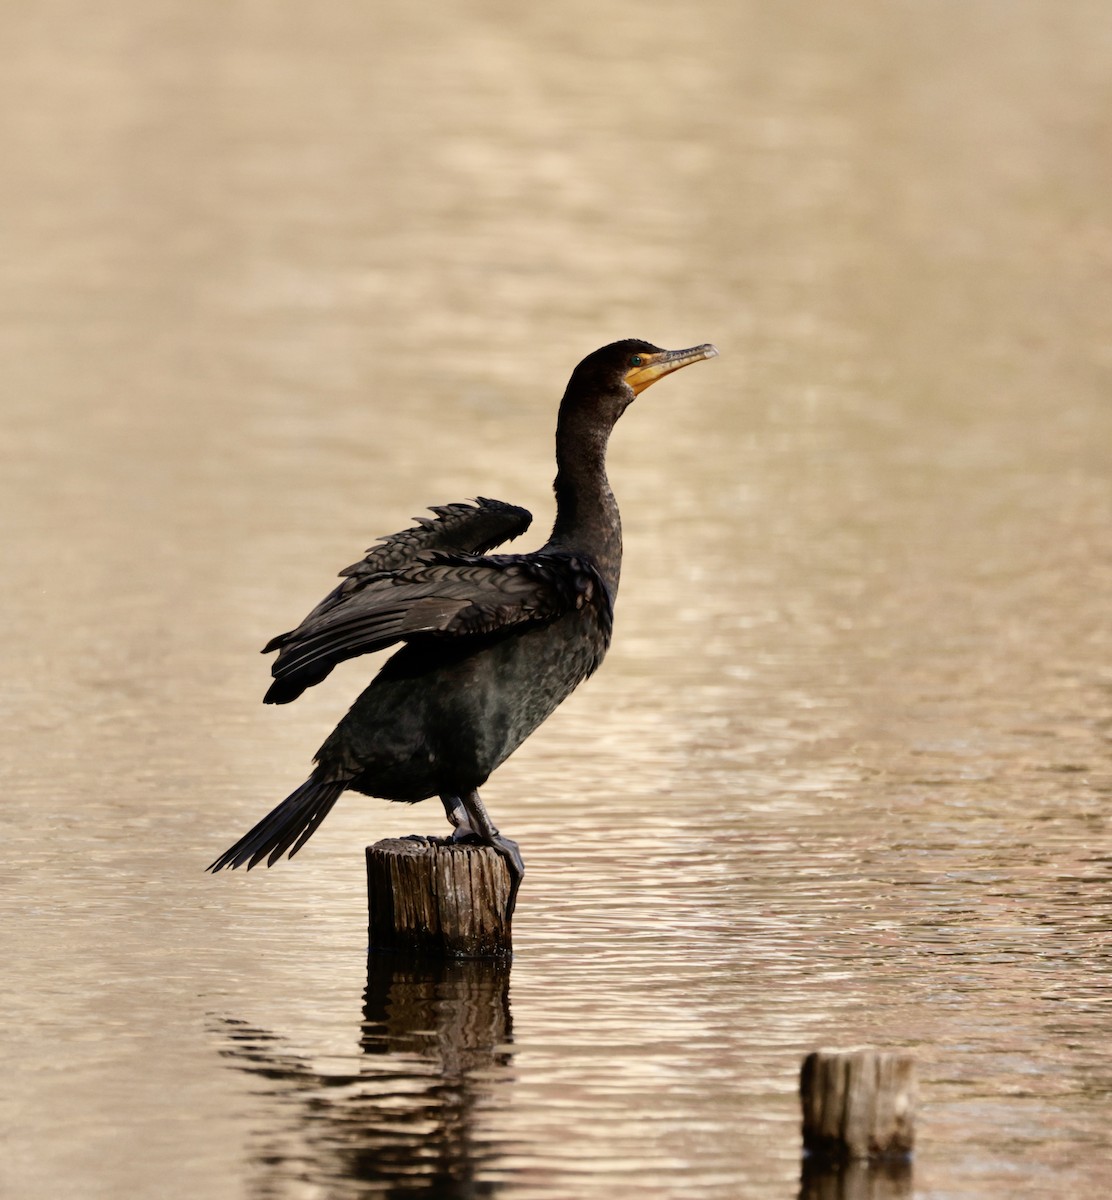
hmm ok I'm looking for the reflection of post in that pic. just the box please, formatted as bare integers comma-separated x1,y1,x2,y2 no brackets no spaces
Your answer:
361,951,513,1190
799,1049,915,1200
367,837,513,957
799,1157,912,1200
362,951,513,1069
209,956,514,1196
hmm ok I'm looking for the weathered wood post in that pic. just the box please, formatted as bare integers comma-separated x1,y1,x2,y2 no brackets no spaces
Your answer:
799,1049,916,1200
367,836,513,958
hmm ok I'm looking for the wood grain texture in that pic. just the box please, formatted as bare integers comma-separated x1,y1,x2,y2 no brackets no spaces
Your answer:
367,837,513,958
801,1049,916,1164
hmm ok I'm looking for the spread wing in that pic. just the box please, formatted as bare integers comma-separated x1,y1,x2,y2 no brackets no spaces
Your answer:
266,498,532,648
263,550,611,705
340,497,532,580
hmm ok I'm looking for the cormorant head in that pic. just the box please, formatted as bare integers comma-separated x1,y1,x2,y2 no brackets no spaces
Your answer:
565,339,719,425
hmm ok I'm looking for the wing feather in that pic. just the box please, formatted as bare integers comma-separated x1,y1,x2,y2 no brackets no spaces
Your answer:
345,497,532,574
262,498,532,656
262,510,610,706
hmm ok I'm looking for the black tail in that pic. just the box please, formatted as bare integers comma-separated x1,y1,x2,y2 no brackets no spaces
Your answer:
207,777,348,872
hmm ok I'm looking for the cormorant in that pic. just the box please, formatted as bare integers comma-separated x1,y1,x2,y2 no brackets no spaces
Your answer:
209,339,718,913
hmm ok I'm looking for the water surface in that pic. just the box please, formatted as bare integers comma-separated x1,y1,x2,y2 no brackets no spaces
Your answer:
3,2,1111,1197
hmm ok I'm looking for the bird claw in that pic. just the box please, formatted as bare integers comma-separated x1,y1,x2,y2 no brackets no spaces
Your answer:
489,834,524,922
440,829,524,921
491,834,524,882
437,790,524,923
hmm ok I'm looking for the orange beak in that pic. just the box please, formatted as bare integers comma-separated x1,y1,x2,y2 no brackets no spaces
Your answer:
624,343,718,395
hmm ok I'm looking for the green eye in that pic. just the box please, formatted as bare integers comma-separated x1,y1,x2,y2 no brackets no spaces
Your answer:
629,355,643,366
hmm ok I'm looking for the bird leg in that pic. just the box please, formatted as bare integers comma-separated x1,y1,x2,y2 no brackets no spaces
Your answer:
439,793,477,839
458,788,524,920
432,791,523,919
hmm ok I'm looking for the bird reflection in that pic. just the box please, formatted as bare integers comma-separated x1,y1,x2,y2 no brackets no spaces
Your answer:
212,953,513,1197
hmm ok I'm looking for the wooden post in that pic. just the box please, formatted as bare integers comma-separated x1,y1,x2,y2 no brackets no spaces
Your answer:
367,836,513,958
800,1049,916,1164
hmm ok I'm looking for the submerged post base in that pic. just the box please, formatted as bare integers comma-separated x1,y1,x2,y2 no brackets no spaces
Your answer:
367,837,513,958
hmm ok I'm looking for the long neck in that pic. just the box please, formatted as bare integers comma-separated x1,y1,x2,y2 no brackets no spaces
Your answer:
547,402,622,595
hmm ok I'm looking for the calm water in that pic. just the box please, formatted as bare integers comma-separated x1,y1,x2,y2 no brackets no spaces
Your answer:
3,2,1111,1197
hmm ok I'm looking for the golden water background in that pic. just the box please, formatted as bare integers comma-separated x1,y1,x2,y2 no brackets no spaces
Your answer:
3,3,1111,1197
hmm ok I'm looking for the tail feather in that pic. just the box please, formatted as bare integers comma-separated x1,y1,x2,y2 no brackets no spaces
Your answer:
208,777,348,872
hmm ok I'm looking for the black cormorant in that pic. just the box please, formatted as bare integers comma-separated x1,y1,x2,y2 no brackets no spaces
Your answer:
209,339,718,912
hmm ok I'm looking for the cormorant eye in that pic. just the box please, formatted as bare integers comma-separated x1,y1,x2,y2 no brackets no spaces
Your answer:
629,355,643,367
